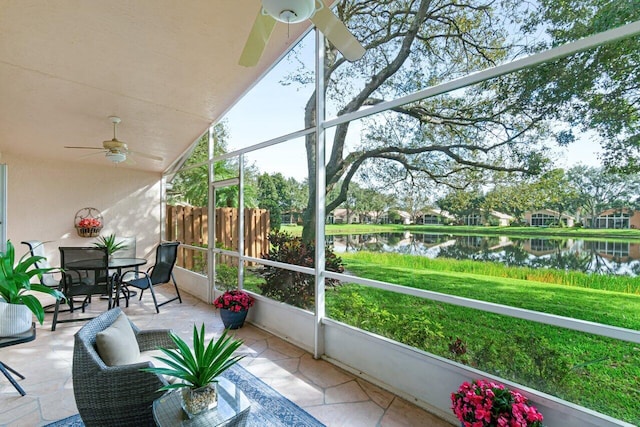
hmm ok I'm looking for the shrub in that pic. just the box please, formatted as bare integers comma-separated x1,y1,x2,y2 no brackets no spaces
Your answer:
259,230,344,309
215,264,238,291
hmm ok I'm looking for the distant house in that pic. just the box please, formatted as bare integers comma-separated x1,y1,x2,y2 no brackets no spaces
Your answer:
396,210,412,225
591,208,640,229
415,208,454,225
327,208,390,224
327,208,360,224
460,210,513,226
524,209,575,227
282,210,304,225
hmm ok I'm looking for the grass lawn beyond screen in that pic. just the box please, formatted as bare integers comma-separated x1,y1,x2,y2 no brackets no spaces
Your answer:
326,251,640,425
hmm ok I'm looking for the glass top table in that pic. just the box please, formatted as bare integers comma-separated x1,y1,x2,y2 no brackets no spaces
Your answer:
153,377,251,427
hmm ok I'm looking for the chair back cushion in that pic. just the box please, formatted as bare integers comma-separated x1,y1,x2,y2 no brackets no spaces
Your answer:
96,312,140,366
22,240,59,287
113,236,136,258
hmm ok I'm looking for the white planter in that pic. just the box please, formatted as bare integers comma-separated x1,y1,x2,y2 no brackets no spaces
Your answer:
0,301,32,337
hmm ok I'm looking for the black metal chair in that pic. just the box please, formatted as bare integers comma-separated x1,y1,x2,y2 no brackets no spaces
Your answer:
51,247,113,331
22,240,76,314
120,241,182,313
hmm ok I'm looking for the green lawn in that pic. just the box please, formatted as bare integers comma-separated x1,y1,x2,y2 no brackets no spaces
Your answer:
326,252,640,424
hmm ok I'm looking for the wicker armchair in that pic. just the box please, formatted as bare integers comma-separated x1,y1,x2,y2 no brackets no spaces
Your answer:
72,307,176,426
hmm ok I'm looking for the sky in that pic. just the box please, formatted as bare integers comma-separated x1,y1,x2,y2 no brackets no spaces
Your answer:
223,32,604,183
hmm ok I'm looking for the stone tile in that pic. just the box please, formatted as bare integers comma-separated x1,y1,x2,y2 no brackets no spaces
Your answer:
325,380,369,404
0,398,39,424
266,337,306,358
243,357,300,379
305,401,384,427
0,288,453,427
357,378,395,409
269,373,325,407
254,347,295,361
39,388,77,420
298,354,353,388
381,397,454,427
6,408,42,427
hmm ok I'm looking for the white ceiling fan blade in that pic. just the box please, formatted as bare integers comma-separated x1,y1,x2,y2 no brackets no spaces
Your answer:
77,150,107,160
238,11,277,67
64,146,104,150
310,7,365,62
122,154,136,165
129,150,163,162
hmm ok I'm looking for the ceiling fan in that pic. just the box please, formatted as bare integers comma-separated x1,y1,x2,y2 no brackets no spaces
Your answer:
239,0,366,67
65,116,163,164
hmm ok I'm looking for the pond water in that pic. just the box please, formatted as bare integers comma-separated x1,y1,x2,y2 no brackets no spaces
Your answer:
327,232,640,277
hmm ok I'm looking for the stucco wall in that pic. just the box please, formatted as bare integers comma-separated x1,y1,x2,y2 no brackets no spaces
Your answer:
2,153,162,266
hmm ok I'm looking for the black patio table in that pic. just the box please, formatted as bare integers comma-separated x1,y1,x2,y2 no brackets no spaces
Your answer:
64,257,147,306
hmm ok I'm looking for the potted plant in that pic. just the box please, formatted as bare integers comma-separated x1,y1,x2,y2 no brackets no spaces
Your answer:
93,234,128,257
451,379,544,427
213,288,255,329
0,240,65,336
142,324,244,417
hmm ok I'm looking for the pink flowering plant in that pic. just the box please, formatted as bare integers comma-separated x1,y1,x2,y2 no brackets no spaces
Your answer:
451,380,544,427
213,289,255,312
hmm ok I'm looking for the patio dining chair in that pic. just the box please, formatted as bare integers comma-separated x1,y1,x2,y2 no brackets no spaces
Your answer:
51,247,113,331
119,241,182,313
21,240,60,289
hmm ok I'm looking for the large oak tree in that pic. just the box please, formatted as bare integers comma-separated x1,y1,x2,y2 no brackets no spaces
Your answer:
298,0,639,241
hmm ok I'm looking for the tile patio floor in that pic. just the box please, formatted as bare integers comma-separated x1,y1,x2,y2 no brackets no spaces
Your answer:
0,287,454,427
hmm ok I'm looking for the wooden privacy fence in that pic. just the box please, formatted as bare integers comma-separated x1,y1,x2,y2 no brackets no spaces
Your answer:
166,206,270,270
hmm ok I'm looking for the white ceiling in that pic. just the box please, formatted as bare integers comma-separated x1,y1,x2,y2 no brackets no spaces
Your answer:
0,0,310,172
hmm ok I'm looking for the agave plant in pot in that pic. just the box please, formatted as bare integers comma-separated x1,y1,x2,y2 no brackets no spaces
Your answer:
142,323,244,418
0,240,65,336
93,233,128,259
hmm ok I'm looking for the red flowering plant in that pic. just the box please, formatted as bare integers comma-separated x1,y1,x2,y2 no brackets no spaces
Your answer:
77,218,101,228
451,380,544,427
213,289,255,313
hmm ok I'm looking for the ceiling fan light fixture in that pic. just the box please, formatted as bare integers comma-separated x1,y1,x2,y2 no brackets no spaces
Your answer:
262,0,316,23
105,151,126,164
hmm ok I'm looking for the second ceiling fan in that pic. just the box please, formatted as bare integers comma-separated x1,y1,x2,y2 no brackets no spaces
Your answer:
65,116,163,164
239,0,366,67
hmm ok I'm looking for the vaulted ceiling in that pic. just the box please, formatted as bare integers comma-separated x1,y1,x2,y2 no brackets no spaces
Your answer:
0,1,310,172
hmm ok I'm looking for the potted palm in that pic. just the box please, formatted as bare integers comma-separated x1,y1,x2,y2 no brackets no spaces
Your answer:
0,240,65,336
93,233,128,257
142,323,244,417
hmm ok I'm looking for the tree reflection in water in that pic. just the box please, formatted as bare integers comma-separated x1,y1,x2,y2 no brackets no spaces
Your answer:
329,232,639,276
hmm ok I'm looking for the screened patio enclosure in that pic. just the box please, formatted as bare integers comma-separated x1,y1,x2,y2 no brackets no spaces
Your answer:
169,7,640,427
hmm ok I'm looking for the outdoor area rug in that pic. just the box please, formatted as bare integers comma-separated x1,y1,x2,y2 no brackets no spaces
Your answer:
45,363,326,427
